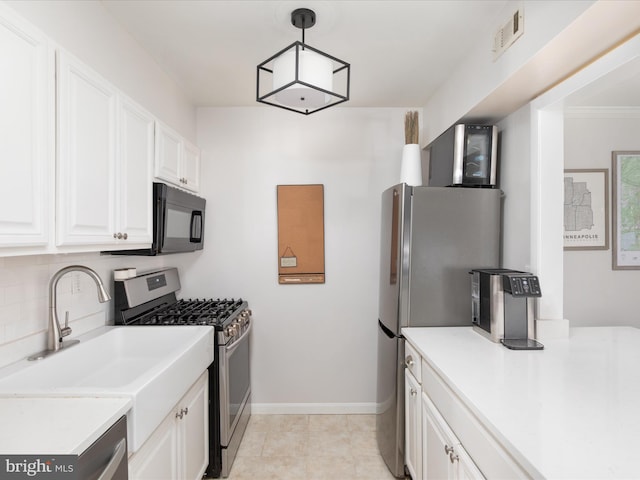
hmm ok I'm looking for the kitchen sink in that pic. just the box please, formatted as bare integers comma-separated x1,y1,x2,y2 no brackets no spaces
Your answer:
0,326,214,452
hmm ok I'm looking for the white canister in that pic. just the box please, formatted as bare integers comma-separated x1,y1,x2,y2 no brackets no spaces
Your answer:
400,144,422,186
114,269,130,281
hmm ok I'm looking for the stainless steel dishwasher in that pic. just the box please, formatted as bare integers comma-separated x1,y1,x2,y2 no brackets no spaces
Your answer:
77,415,128,480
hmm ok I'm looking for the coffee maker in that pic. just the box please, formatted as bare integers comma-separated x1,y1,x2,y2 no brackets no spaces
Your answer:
470,268,544,350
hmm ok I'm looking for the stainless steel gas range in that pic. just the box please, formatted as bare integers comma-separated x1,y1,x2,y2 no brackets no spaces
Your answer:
114,268,251,478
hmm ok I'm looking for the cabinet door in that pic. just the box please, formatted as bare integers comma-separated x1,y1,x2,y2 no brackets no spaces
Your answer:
422,393,485,480
455,447,485,480
0,7,52,248
179,371,208,480
155,122,182,185
128,412,179,480
56,51,117,245
422,393,455,480
405,369,422,480
129,371,208,480
182,140,200,192
117,96,154,244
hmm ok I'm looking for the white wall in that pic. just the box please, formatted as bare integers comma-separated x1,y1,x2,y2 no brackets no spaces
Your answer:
564,109,640,326
422,0,595,143
498,105,532,270
177,106,416,412
0,253,169,367
0,1,194,366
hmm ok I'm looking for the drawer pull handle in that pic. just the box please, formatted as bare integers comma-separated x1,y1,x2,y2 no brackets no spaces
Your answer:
444,445,454,455
449,452,459,464
405,355,414,367
410,388,417,396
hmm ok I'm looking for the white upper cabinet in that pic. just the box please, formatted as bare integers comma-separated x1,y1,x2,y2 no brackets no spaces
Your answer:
0,5,198,255
117,95,154,244
56,50,118,246
155,122,182,183
182,140,201,193
0,7,53,249
155,121,201,193
56,52,153,249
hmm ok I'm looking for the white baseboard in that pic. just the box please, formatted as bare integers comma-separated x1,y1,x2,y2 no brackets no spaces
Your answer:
251,402,377,415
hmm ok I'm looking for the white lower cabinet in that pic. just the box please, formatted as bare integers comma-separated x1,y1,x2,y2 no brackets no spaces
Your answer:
422,393,484,480
129,371,208,480
128,412,179,479
405,339,486,480
404,336,532,480
405,343,422,480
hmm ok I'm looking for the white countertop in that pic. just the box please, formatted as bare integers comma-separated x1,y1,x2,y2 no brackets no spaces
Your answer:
0,396,131,454
403,326,640,479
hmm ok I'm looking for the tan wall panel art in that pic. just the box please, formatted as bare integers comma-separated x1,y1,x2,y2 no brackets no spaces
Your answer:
277,185,325,284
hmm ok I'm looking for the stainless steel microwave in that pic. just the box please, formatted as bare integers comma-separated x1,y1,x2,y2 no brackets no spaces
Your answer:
427,124,498,187
109,182,205,255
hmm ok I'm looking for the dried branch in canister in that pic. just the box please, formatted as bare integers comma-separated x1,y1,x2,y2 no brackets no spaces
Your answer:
404,111,419,145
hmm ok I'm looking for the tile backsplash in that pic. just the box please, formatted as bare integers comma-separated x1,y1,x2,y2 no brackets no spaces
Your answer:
0,252,166,368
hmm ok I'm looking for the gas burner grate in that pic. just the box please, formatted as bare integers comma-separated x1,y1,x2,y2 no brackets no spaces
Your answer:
141,298,245,326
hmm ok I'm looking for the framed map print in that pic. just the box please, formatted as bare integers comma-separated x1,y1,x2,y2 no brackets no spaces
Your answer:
564,169,609,250
612,151,640,269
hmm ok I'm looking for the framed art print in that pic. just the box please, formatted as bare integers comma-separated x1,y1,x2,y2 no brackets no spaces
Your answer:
563,169,609,250
612,151,640,269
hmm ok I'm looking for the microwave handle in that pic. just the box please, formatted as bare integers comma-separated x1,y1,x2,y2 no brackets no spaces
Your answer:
190,210,203,243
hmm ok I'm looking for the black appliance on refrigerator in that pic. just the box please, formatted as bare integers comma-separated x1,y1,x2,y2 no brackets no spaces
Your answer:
427,124,498,188
376,184,501,477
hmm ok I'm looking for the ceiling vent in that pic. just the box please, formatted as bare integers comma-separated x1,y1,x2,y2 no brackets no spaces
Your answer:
493,9,524,61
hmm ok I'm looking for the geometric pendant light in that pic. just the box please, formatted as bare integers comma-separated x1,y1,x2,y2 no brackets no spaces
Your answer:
256,8,351,115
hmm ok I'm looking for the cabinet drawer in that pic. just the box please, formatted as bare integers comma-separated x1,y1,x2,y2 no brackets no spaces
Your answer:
421,359,532,479
404,341,421,381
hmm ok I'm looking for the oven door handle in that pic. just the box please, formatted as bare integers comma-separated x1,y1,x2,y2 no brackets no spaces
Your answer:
96,438,126,480
226,321,252,355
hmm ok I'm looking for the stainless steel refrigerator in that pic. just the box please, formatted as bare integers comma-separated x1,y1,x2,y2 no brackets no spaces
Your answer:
376,184,501,477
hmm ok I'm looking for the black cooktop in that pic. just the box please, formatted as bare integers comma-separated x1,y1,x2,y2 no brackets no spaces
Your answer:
137,298,246,326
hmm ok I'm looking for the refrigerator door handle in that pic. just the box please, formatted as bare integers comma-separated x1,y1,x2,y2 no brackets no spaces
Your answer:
378,319,399,339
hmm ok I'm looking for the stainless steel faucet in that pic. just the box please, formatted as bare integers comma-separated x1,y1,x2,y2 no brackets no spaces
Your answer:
48,265,111,351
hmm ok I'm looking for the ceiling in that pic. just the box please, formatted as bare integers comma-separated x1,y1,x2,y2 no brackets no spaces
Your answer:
100,0,511,108
565,56,640,108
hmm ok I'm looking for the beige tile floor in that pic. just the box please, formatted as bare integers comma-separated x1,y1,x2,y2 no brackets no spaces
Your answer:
227,414,403,480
